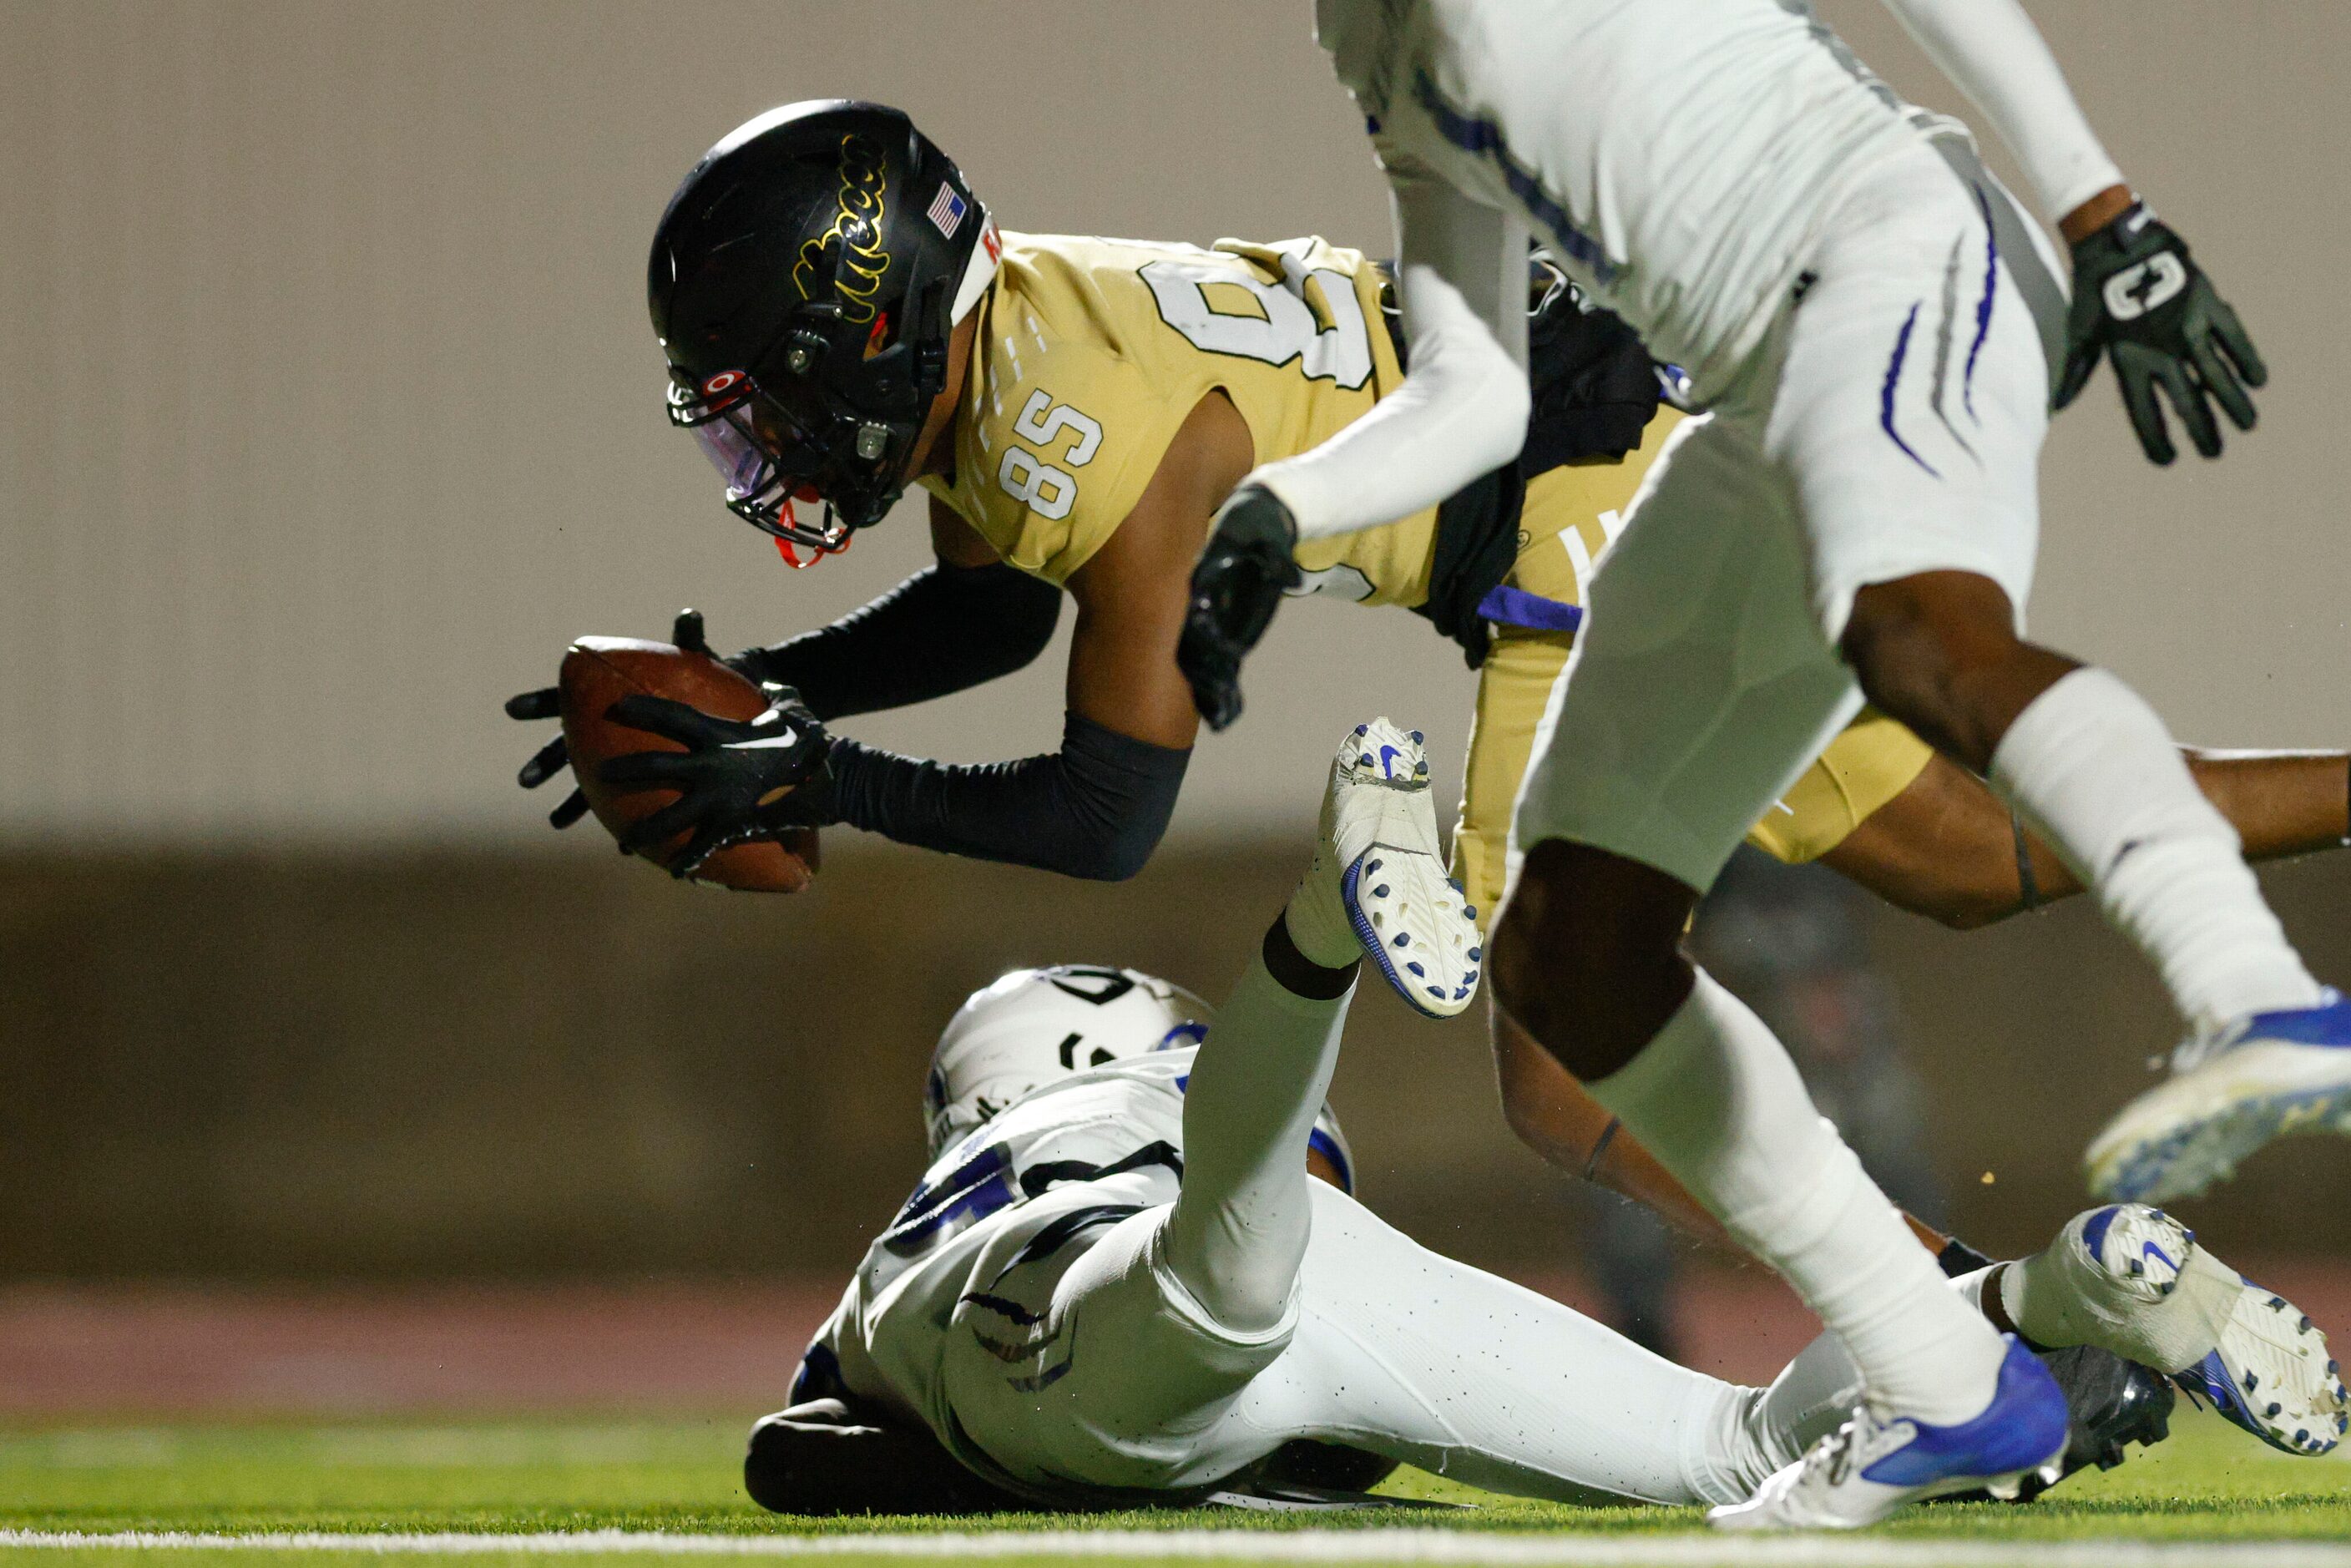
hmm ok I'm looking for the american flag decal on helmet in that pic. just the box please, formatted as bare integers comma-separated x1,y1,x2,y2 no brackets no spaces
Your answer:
926,184,968,239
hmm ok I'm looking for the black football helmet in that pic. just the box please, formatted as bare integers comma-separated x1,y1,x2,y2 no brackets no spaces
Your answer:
650,101,996,556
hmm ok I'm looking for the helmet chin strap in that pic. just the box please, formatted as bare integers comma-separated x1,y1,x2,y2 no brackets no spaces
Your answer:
770,492,853,569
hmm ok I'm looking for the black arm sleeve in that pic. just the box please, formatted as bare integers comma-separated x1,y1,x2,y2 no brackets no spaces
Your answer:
827,711,1189,882
733,561,1063,722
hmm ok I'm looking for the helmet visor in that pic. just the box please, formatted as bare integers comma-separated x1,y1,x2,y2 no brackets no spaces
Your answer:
686,406,786,512
665,369,847,553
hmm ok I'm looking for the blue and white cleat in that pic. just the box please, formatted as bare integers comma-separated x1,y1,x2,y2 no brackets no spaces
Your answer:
2086,989,2351,1203
1316,719,1479,1019
2029,1204,2237,1375
2172,1277,2348,1457
2021,1204,2345,1457
1709,1338,2068,1530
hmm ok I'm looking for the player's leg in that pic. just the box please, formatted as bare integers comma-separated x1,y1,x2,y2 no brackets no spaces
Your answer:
1466,631,1924,1252
1973,1205,2346,1456
1450,447,1674,920
1499,351,2077,1522
941,721,1477,1494
1823,746,2351,931
1453,620,1572,924
1467,626,1932,1253
1234,1193,2189,1514
1222,1183,1796,1507
1843,573,2328,989
1165,713,1479,1328
1789,153,2348,1203
1155,921,1358,1338
1472,665,1945,1255
1228,1184,2202,1509
1494,408,2052,1495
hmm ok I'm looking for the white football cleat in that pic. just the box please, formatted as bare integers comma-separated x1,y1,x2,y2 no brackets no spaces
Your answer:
2175,1284,2349,1457
1311,719,1480,1019
2025,1203,2237,1375
2086,990,2351,1203
1709,1338,2068,1531
2151,1211,2350,1458
2020,1204,2345,1458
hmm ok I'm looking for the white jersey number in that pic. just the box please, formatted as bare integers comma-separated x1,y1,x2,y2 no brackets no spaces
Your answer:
1141,255,1374,389
998,391,1100,522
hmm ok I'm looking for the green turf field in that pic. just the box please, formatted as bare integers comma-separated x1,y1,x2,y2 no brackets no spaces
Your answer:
1,1406,2346,1566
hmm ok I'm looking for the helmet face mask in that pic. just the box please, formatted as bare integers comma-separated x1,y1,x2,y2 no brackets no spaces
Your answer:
650,101,998,554
666,367,847,551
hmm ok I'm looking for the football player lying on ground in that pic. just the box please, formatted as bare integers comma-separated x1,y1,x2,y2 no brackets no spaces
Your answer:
741,721,2341,1516
507,99,2351,1333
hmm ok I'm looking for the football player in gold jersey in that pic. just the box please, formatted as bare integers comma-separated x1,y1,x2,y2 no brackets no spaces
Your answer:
508,101,2351,1236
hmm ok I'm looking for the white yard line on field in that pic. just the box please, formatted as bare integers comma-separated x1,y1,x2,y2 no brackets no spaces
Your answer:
2,1530,2349,1567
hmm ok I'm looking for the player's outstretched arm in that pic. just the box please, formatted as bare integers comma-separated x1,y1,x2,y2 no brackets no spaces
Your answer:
729,502,1062,720
1878,0,2264,462
1822,749,2350,930
810,392,1246,880
1875,0,2121,226
1178,180,1529,726
1248,177,1530,544
503,517,1060,835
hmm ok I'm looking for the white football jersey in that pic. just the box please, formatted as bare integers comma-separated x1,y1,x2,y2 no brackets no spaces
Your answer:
797,1048,1350,1437
1317,0,1924,387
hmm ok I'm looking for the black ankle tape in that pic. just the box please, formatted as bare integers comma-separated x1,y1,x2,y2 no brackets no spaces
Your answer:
1262,917,1358,1000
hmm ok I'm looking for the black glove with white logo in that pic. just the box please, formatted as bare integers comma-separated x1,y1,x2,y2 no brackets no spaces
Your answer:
599,683,839,879
2056,202,2266,464
506,608,760,832
1179,483,1302,732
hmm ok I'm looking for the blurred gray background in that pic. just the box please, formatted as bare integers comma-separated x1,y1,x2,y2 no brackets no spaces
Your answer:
3,2,2349,1308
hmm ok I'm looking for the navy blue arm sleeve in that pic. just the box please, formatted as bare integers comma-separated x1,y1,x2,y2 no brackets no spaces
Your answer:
826,711,1189,882
734,561,1062,722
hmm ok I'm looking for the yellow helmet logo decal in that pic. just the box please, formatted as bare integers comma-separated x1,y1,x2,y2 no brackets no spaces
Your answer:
793,134,890,325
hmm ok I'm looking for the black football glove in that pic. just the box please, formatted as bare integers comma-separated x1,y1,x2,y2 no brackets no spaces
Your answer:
1179,483,1302,731
2056,201,2266,464
599,683,839,880
505,608,754,831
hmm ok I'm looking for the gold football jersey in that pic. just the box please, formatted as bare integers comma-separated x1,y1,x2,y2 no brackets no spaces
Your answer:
919,232,1438,604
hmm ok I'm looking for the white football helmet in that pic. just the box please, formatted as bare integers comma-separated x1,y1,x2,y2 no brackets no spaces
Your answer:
924,965,1209,1158
923,964,1358,1193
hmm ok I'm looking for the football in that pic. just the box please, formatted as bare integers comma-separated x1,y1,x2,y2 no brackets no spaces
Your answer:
558,636,821,893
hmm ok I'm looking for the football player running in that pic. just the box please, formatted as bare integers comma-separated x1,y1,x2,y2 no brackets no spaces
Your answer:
740,723,2339,1516
1166,0,2351,1528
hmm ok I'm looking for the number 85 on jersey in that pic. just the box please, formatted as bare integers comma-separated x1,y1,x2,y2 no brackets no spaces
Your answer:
998,391,1101,521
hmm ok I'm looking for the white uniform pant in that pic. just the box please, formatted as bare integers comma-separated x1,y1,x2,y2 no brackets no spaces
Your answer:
931,945,1923,1510
1514,138,2055,893
940,1178,1831,1507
